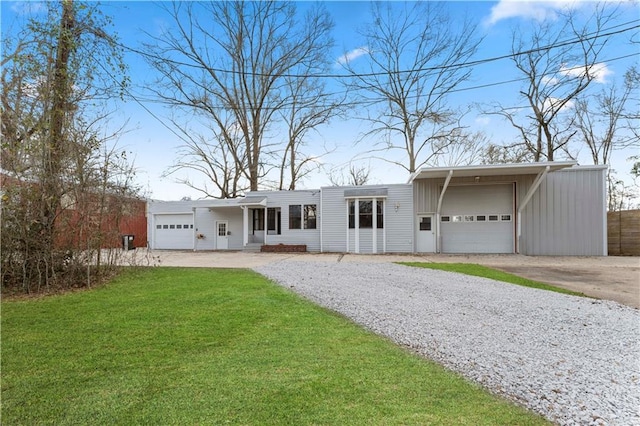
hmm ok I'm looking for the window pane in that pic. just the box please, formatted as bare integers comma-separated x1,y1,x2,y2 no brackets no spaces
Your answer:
359,200,373,228
304,204,317,229
376,200,384,229
289,205,302,229
501,214,512,221
488,215,499,221
476,215,486,221
441,216,450,222
156,224,161,229
419,217,432,231
464,215,474,222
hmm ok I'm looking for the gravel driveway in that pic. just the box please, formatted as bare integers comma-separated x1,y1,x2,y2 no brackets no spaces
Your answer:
254,260,640,426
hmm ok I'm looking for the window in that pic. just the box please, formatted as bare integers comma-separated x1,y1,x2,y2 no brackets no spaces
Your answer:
163,225,169,229
267,208,281,234
501,214,512,222
253,209,265,231
348,200,384,229
176,224,182,229
419,216,432,231
441,216,450,222
304,205,317,229
464,215,474,222
169,224,175,229
289,205,301,229
184,224,190,229
488,215,499,221
452,215,463,222
476,215,486,222
156,224,161,229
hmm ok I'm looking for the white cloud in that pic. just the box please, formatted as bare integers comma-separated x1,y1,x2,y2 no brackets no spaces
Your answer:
559,62,612,84
335,47,369,67
475,116,491,126
11,2,46,15
541,96,575,112
485,0,584,26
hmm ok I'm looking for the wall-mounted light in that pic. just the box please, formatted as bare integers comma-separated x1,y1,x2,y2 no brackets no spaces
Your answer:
474,176,480,182
394,202,400,212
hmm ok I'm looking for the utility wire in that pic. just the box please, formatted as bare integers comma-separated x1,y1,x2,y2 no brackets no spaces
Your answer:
117,19,640,79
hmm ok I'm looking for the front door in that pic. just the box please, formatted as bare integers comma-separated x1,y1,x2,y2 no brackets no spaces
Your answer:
216,221,229,250
416,215,435,253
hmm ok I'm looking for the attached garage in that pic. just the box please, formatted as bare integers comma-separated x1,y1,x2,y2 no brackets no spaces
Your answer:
440,184,514,253
152,213,194,250
409,161,606,255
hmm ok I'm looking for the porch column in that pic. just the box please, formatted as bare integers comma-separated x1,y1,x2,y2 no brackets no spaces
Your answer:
264,206,267,246
355,199,360,254
242,206,248,247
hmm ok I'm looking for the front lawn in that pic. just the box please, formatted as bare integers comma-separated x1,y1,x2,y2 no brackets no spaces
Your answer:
399,262,585,297
2,267,549,425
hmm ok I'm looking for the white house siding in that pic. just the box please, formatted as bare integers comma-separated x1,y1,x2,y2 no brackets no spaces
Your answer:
194,208,244,250
320,187,348,252
384,185,414,252
520,167,607,256
322,185,413,253
246,190,322,251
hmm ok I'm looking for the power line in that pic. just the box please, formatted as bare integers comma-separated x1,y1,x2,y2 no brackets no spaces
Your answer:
118,19,640,79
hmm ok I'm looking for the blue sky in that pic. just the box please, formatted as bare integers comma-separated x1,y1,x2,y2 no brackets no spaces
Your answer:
2,1,639,200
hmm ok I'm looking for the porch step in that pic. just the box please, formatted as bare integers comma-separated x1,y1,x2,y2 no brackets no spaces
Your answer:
243,243,262,252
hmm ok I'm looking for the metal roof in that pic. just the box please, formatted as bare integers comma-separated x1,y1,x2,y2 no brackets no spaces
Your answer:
343,188,388,198
237,196,267,206
407,161,578,182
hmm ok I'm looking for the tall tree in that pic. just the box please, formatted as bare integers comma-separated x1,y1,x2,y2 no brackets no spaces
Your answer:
143,1,337,196
573,67,639,166
488,5,617,161
1,1,133,292
343,2,482,173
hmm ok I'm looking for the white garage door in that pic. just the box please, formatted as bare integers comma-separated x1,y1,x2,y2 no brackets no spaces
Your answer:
440,184,514,254
153,214,194,250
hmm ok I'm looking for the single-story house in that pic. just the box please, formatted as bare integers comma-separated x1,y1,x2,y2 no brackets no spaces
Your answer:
147,161,607,256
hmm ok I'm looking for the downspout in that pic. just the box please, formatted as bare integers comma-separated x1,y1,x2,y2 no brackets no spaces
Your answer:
435,170,454,253
372,197,377,254
517,165,550,254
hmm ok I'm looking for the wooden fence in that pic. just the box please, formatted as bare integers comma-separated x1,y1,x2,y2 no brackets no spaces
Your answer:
608,209,640,256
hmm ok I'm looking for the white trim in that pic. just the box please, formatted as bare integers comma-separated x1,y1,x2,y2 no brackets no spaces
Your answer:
602,167,608,256
435,169,454,253
372,197,377,254
355,199,360,254
345,199,349,253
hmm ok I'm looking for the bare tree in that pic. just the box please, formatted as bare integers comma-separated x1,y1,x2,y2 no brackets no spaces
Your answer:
343,2,482,174
574,67,639,165
328,163,371,186
1,1,135,293
143,1,336,195
488,6,617,161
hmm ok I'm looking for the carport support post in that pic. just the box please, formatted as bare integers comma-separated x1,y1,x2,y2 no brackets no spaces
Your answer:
435,170,454,253
517,165,550,254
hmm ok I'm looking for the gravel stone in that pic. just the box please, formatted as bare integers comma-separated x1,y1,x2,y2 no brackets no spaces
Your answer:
254,260,640,426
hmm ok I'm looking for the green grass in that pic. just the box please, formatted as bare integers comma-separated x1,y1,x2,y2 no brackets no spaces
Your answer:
399,262,585,297
2,267,550,425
